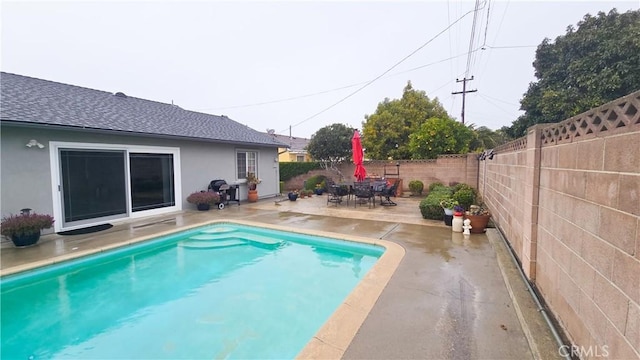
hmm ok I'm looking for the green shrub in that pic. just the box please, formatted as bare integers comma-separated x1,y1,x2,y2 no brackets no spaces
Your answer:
452,182,474,194
452,188,476,210
419,186,453,220
408,180,424,195
279,162,322,181
427,182,445,193
304,174,328,191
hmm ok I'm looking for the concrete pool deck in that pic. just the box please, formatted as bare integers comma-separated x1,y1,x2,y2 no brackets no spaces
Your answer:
1,195,562,359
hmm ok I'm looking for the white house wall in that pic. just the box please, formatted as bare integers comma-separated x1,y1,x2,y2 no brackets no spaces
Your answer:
1,125,280,224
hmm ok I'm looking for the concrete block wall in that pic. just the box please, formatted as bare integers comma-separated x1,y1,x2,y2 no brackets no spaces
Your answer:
284,155,479,198
337,155,478,192
482,91,640,359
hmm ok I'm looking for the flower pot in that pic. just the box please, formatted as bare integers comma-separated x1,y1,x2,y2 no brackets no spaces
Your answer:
247,189,258,203
466,214,491,233
288,193,298,201
443,214,453,226
315,189,324,195
10,232,41,247
197,203,211,211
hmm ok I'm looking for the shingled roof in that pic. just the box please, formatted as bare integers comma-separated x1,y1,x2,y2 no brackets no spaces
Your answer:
268,133,310,153
0,72,285,147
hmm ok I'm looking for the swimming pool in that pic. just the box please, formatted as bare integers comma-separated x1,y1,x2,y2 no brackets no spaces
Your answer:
1,223,385,359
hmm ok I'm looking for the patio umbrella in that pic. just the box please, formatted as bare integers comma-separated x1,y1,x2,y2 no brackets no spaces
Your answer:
352,130,367,181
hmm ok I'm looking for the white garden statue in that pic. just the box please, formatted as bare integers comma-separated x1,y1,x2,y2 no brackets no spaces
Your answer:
463,219,472,235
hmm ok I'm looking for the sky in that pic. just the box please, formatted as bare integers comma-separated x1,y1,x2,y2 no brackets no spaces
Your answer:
2,1,638,139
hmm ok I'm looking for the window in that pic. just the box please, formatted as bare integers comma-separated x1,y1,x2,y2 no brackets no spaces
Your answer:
236,150,257,179
296,155,305,162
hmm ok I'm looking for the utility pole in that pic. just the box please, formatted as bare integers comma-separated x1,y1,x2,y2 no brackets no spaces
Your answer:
452,76,477,125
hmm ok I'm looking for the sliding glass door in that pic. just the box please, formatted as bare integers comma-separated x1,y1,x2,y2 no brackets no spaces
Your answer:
55,144,180,230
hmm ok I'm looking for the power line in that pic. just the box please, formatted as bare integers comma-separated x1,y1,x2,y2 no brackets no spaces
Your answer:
478,93,518,117
482,0,492,47
277,7,481,135
485,44,537,49
465,0,483,78
196,49,482,112
481,93,519,106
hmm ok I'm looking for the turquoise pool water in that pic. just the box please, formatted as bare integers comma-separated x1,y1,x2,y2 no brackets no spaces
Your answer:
1,224,383,359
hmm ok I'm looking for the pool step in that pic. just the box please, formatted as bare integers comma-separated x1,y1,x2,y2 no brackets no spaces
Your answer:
189,234,230,241
200,227,237,234
180,239,246,249
239,233,283,246
182,231,282,249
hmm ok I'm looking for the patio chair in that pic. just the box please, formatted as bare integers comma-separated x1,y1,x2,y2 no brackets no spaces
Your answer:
353,181,375,208
326,180,349,206
378,181,399,206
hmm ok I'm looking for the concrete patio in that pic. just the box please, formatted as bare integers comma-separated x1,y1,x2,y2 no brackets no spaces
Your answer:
1,194,562,359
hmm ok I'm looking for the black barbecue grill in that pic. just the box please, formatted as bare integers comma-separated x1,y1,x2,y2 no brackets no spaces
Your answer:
208,179,240,208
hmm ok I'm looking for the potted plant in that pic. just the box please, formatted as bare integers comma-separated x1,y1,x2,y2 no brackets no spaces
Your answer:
246,172,260,202
436,198,456,226
1,212,54,247
186,191,221,211
439,198,458,216
315,182,325,195
288,190,299,201
465,204,491,233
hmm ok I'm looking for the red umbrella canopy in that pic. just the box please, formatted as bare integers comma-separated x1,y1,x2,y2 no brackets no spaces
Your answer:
352,130,367,181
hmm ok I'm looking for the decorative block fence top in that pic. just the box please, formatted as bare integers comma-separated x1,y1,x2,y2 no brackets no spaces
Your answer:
495,91,640,153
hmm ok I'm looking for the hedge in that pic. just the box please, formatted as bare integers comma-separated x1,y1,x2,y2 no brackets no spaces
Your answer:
279,162,322,181
419,186,453,220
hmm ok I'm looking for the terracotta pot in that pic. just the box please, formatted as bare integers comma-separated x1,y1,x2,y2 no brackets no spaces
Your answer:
466,214,491,233
247,189,258,203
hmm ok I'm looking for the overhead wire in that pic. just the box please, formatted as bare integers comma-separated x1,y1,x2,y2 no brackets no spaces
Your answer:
447,0,455,96
478,0,511,80
464,0,483,78
478,93,518,117
482,0,491,48
277,6,483,135
481,93,520,106
195,49,482,112
469,0,492,79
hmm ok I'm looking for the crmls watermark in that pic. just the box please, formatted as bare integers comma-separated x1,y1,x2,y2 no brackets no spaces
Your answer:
559,345,610,358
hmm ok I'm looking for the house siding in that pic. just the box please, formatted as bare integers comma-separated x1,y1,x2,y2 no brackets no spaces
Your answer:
1,125,279,228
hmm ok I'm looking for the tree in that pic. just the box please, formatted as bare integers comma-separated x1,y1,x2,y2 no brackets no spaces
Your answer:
306,123,354,178
506,8,640,138
362,81,453,159
469,126,512,151
408,117,474,159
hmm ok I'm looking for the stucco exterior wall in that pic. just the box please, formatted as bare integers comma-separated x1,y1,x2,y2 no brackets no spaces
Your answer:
480,91,640,359
1,125,279,222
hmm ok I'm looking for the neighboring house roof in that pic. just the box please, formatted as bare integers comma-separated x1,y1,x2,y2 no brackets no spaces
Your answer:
0,72,285,147
269,133,310,153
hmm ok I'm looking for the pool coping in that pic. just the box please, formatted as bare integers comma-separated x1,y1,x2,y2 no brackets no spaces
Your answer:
0,218,405,359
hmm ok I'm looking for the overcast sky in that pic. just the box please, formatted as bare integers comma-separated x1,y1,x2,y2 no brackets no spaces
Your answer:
2,1,638,139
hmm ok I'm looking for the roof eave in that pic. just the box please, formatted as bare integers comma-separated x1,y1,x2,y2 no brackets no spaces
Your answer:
0,120,282,148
